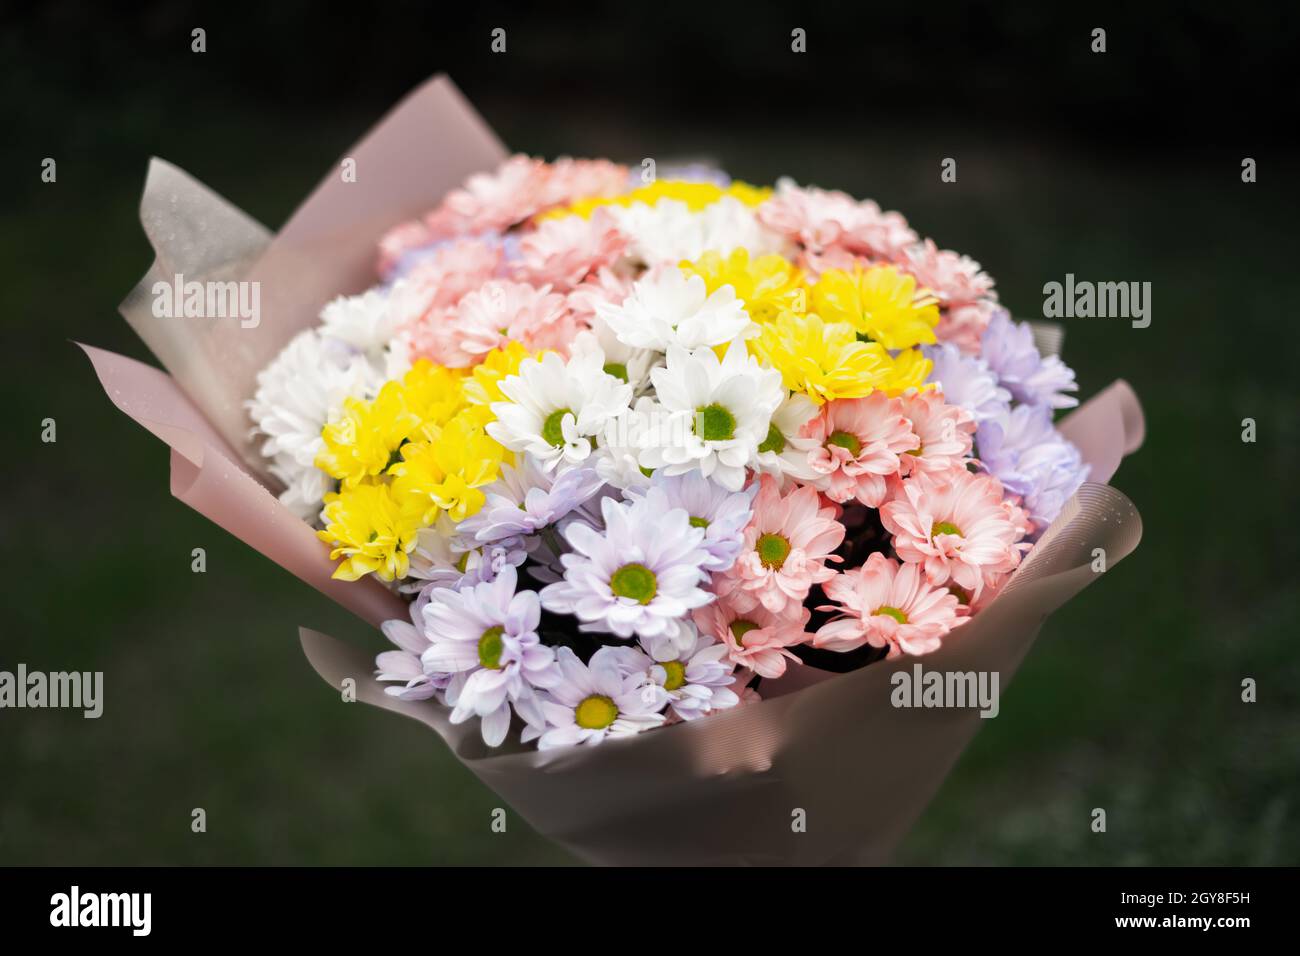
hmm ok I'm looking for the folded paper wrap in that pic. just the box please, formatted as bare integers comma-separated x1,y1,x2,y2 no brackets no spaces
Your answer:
85,73,1145,865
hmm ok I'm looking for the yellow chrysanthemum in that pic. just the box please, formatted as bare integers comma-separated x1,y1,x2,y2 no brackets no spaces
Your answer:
317,482,424,582
461,342,533,424
751,312,933,404
542,179,771,220
680,249,807,323
315,381,420,487
388,416,505,524
398,360,467,439
811,265,941,350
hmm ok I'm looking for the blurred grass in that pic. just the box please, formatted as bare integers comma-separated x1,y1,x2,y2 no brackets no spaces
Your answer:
1,91,1297,865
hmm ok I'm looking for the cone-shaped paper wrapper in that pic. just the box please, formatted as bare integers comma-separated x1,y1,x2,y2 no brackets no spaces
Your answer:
300,384,1144,866
85,73,1145,865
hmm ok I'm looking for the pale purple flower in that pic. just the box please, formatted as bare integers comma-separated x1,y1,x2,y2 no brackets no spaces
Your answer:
420,565,560,746
528,646,668,750
924,342,1011,423
539,492,713,640
375,610,449,701
979,309,1079,410
458,458,605,546
624,472,755,573
638,624,739,722
977,404,1089,533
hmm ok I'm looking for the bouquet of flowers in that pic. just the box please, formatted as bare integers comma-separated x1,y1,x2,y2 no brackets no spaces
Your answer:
86,76,1143,863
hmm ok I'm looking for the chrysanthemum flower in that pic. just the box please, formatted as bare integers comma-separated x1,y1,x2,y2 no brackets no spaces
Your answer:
389,238,504,328
596,265,754,352
420,566,560,747
751,392,821,482
315,381,421,488
979,310,1079,409
488,350,633,470
397,360,467,440
625,470,757,572
460,341,534,412
535,157,629,210
802,392,918,507
756,181,917,260
609,197,788,267
895,388,977,477
375,609,447,701
424,154,550,238
680,248,807,323
811,265,941,350
564,266,636,325
539,492,713,640
317,481,425,581
412,279,573,368
388,415,505,523
548,179,770,220
922,343,1011,422
637,624,739,722
514,208,628,291
457,457,605,547
900,239,995,310
569,319,657,393
880,467,1025,596
752,312,928,404
712,474,845,614
815,552,964,657
975,403,1089,532
530,645,668,750
643,339,785,491
693,597,810,679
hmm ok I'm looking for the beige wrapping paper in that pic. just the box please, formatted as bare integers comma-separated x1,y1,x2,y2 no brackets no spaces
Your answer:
84,72,1145,866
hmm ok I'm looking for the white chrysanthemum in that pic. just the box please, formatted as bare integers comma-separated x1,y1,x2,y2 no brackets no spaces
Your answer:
529,645,669,750
637,623,739,722
752,392,822,482
569,320,657,394
595,264,754,352
641,339,784,491
610,197,787,266
319,285,403,357
247,329,379,520
591,396,660,491
487,350,633,470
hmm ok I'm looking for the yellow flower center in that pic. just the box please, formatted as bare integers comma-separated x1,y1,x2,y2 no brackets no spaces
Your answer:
610,562,657,604
730,620,760,646
756,533,791,569
932,521,963,538
695,403,736,441
541,408,573,448
575,694,618,730
478,625,505,669
873,606,908,624
660,660,686,691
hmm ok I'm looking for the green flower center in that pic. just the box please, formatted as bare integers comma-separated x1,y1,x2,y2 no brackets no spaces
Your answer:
757,422,786,455
688,516,710,529
660,659,686,691
695,403,737,441
826,429,862,456
575,694,618,730
730,620,760,646
873,606,908,625
541,408,573,448
478,625,505,669
932,521,963,538
610,562,657,604
947,584,971,605
603,362,629,382
756,532,791,569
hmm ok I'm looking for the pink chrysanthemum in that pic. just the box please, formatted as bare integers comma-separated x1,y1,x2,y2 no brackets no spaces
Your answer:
514,208,628,290
712,475,845,614
895,388,976,477
802,392,918,507
565,266,635,324
880,467,1025,596
935,300,996,353
391,238,504,330
901,240,995,308
537,157,629,208
694,598,810,679
424,154,549,238
376,219,434,279
758,183,917,260
815,553,963,658
409,280,574,367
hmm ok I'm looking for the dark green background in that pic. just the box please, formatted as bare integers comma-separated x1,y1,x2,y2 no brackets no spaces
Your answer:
2,1,1297,864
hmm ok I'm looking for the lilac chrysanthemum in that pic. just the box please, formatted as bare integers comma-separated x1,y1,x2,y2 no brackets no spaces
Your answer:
979,309,1079,410
977,404,1090,532
924,342,1012,423
528,646,669,750
624,472,756,572
458,458,605,547
539,492,713,639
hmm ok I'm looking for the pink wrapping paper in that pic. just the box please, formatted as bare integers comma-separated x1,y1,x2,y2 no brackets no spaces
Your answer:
85,72,1145,866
